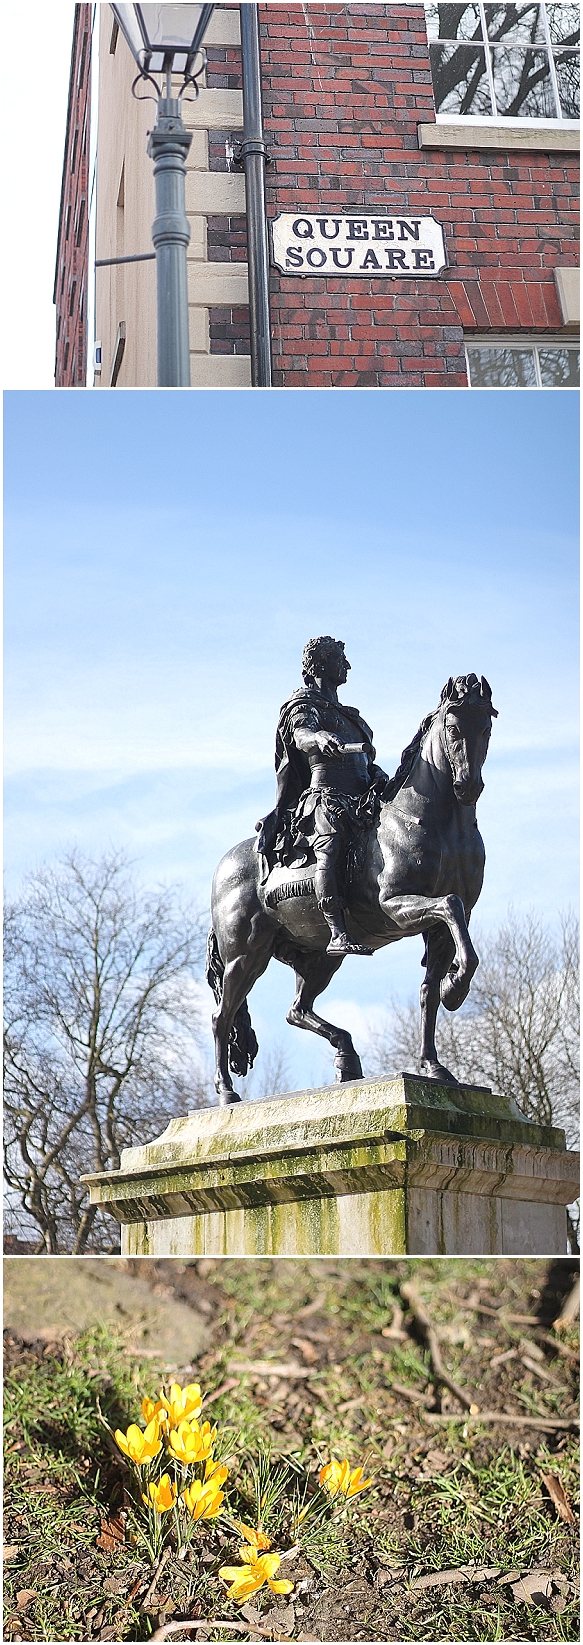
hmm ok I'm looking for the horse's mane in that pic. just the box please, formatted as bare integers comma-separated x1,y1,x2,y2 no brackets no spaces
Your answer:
385,673,497,802
384,710,437,801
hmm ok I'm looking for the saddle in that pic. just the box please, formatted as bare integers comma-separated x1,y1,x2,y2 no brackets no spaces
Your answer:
262,860,317,910
261,821,373,912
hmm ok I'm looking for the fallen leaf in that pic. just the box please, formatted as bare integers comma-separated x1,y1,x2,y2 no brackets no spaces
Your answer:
540,1473,576,1525
264,1603,295,1633
411,1566,500,1591
16,1590,37,1610
96,1513,126,1552
505,1569,554,1606
241,1605,262,1626
550,1572,570,1594
3,1546,19,1561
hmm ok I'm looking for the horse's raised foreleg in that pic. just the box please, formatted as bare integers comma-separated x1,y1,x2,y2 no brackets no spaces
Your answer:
286,952,363,1082
419,926,458,1084
380,892,478,1012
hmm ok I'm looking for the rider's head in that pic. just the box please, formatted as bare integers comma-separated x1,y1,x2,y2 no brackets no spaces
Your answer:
302,636,350,688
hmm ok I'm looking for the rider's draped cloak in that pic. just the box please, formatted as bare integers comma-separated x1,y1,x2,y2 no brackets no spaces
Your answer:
255,685,376,870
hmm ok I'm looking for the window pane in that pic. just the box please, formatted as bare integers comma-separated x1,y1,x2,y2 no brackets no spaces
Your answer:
425,4,483,41
547,4,580,45
467,346,537,385
538,347,580,385
554,47,580,114
491,45,557,112
429,42,493,111
484,4,546,43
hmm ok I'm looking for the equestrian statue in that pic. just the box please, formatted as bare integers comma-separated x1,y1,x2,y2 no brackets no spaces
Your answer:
207,636,497,1105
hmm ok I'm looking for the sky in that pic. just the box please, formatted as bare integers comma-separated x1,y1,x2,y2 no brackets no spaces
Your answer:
4,388,579,1091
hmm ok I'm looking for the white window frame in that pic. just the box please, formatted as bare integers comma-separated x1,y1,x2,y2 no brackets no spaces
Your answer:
465,333,580,385
426,1,580,125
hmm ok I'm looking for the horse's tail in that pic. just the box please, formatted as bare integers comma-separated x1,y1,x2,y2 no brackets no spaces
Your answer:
205,927,259,1078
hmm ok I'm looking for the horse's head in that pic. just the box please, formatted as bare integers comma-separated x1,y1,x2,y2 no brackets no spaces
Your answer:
439,674,498,805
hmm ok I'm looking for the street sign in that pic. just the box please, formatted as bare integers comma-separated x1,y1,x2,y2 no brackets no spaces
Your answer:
271,212,447,277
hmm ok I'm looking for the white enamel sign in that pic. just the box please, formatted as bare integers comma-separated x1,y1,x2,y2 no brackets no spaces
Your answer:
271,212,447,277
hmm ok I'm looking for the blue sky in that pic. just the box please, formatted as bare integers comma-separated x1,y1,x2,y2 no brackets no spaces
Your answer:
4,389,579,1089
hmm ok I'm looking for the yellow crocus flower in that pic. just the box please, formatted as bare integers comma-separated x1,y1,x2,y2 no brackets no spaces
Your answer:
219,1547,294,1603
233,1521,272,1550
114,1418,161,1465
160,1382,203,1428
182,1477,225,1521
319,1459,373,1498
167,1418,216,1466
143,1474,178,1514
205,1461,229,1488
141,1396,167,1426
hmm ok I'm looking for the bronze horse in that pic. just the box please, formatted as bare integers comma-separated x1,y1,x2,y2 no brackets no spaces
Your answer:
207,674,497,1104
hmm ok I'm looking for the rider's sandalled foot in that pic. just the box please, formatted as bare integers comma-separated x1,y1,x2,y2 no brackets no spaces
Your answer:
326,935,373,956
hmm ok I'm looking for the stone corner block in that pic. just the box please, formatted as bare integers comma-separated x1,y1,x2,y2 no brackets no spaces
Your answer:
554,266,580,329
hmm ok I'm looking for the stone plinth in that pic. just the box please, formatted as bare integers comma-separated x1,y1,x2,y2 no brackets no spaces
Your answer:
81,1076,579,1258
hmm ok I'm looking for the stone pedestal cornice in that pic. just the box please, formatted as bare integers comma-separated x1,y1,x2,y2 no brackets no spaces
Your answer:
81,1076,579,1257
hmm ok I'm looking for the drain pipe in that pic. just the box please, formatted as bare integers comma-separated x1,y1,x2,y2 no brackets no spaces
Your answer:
239,4,272,386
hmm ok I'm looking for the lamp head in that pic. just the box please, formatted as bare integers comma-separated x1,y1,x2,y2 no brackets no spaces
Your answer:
111,4,214,80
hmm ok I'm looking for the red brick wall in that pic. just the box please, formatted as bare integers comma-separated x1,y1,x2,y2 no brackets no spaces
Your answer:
54,5,92,386
259,3,578,387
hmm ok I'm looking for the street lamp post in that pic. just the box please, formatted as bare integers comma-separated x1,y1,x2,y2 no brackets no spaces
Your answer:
111,4,215,387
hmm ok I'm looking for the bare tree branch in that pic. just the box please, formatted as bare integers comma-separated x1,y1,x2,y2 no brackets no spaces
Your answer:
365,908,579,1149
4,849,213,1252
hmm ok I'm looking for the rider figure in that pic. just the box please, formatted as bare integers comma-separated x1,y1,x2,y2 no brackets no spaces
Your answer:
256,636,390,956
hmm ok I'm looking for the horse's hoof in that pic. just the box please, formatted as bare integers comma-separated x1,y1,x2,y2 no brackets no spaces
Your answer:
216,1089,241,1107
334,1054,364,1083
420,1060,459,1086
440,970,470,1012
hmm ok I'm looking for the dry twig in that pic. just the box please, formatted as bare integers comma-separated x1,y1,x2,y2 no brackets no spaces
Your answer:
150,1623,292,1642
400,1281,477,1412
423,1411,579,1432
203,1379,240,1408
140,1545,172,1612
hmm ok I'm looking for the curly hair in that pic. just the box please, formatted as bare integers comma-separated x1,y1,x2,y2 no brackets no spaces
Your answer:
301,635,346,683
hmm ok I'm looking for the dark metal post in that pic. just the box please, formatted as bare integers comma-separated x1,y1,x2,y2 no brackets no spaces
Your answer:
240,4,272,387
147,99,193,386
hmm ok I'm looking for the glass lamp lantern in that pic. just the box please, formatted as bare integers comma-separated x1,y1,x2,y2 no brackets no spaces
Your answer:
111,4,215,77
